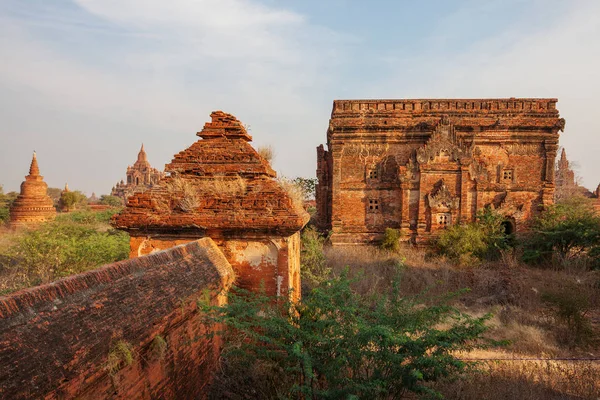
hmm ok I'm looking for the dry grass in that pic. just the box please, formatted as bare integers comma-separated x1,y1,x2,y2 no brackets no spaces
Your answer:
164,175,247,212
323,245,600,399
257,145,274,164
432,350,600,400
277,177,306,215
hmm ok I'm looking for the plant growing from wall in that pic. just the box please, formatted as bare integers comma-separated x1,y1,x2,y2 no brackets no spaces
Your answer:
106,340,134,375
149,335,168,361
203,270,497,399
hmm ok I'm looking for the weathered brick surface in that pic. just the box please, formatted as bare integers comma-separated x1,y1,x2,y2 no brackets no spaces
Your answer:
317,99,565,244
0,238,234,400
9,152,56,228
112,111,308,300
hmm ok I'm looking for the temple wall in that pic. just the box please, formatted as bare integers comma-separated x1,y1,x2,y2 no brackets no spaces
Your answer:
0,239,234,400
129,233,301,300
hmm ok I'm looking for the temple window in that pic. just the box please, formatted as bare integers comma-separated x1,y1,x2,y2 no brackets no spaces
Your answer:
127,176,132,184
368,199,379,212
437,213,451,226
502,169,514,182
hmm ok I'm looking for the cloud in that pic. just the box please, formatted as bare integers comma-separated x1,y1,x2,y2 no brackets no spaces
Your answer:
0,0,346,194
367,0,600,187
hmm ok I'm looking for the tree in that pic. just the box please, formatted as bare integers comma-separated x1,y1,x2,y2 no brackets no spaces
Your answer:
99,195,124,207
522,197,600,268
293,177,317,201
59,190,88,212
204,271,496,399
46,188,63,206
0,185,17,224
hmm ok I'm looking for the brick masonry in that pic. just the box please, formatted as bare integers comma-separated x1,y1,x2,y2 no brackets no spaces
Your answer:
0,238,234,400
112,111,308,301
316,98,565,244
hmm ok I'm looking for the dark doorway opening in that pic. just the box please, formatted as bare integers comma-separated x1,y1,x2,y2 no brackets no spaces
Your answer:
501,219,515,235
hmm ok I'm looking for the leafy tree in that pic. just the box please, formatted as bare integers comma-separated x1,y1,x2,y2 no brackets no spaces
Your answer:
522,197,600,268
436,207,511,265
300,227,331,290
46,187,63,205
204,271,496,399
0,185,17,224
59,190,88,211
99,195,124,207
293,177,317,201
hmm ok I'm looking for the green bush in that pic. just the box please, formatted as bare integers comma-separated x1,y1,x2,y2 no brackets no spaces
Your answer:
541,287,596,347
203,270,497,399
57,209,121,225
300,227,331,289
522,197,600,269
99,195,124,207
436,208,511,265
380,227,401,252
0,218,129,290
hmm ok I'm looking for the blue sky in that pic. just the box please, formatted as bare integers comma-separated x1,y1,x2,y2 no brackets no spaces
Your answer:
0,0,598,194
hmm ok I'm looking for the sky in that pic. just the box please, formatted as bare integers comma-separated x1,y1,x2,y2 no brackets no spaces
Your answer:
0,0,599,195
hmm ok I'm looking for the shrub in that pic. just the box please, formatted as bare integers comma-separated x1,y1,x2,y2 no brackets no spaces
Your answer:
522,197,600,269
203,270,497,399
0,218,129,291
436,207,511,265
380,227,401,252
99,195,124,207
300,227,331,289
257,145,274,164
541,287,595,347
149,335,168,361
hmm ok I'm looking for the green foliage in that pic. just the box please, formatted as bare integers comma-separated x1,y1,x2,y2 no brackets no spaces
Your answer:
292,177,317,201
59,190,88,211
541,287,595,347
380,227,401,252
107,340,134,375
522,197,600,269
99,195,124,207
46,187,63,205
436,208,511,265
300,227,331,289
203,270,496,399
0,185,18,224
57,208,121,224
0,216,129,289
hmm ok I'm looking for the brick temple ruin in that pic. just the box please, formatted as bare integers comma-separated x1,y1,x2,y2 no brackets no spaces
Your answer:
112,111,309,300
9,152,56,228
316,98,566,245
111,144,165,201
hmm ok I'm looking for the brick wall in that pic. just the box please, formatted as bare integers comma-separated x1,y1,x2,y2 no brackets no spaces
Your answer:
0,238,234,400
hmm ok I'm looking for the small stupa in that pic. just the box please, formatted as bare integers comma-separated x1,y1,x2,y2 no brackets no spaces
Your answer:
9,152,57,228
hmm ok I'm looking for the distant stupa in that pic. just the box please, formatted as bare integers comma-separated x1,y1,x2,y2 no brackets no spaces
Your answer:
9,152,57,228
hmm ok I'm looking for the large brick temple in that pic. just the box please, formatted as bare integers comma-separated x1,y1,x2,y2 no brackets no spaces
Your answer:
316,98,566,245
111,144,165,201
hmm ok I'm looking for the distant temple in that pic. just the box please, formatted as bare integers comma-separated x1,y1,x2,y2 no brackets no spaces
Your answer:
9,152,56,228
111,144,165,201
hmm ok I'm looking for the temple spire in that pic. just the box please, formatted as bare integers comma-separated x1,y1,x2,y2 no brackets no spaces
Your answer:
29,151,40,176
137,143,148,162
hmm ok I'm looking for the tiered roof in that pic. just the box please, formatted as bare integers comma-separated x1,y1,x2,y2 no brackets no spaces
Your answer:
112,111,308,236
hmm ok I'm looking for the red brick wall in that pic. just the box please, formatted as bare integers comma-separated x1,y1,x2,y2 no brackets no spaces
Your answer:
0,238,234,400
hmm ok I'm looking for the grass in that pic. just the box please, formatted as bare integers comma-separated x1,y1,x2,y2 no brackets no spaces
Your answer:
106,340,134,375
322,244,600,399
